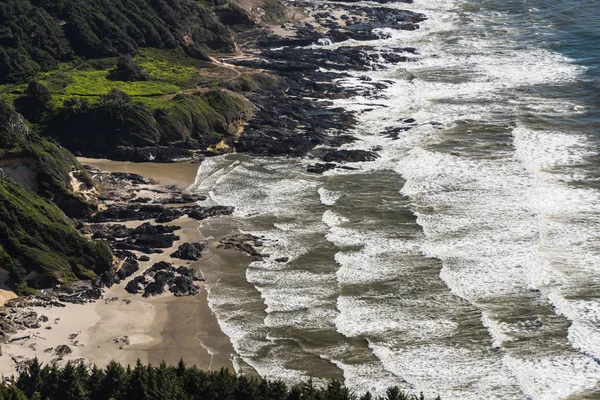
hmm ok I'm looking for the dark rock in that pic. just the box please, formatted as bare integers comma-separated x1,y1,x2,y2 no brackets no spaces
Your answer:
88,224,133,239
171,242,207,261
132,222,180,235
143,281,165,297
108,172,150,185
275,257,289,263
322,149,379,163
156,209,185,223
176,266,204,281
218,234,266,260
168,276,200,297
139,255,150,262
125,276,147,294
131,197,152,203
307,163,336,174
381,126,412,140
187,206,235,220
159,193,207,204
133,233,179,249
116,258,140,280
54,345,72,356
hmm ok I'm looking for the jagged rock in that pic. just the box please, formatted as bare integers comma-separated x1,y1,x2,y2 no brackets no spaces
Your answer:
381,126,412,140
116,258,140,280
155,210,185,223
132,222,180,235
218,234,266,260
142,281,166,297
170,242,207,261
322,149,379,163
125,276,147,294
134,233,179,249
88,224,133,239
145,261,177,276
159,193,207,204
176,266,204,281
54,345,72,356
187,206,235,220
169,276,199,297
131,197,152,203
307,163,336,174
93,204,181,222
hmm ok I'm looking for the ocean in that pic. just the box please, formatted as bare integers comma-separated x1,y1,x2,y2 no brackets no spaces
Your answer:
188,0,600,398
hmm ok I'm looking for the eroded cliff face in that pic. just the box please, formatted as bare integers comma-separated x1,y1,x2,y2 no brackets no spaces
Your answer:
0,102,112,293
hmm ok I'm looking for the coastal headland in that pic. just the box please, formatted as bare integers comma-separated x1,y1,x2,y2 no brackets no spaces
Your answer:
0,0,429,390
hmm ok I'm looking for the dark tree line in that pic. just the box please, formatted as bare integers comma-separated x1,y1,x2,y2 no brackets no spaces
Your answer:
0,0,234,83
0,359,441,400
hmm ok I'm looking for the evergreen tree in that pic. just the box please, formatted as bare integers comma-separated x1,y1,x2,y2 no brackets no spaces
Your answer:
148,361,184,400
16,358,44,397
100,361,127,400
385,387,410,400
87,365,105,400
125,360,150,400
359,392,372,400
25,81,51,106
107,55,149,82
55,361,89,400
39,364,60,400
323,380,353,400
0,384,28,400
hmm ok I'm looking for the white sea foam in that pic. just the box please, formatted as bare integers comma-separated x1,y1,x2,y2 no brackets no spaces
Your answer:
191,0,600,395
318,187,343,206
505,355,600,400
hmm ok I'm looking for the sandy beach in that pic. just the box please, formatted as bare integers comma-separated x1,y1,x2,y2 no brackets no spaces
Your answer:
0,159,236,377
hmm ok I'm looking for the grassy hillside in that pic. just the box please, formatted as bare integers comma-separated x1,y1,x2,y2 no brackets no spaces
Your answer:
0,0,236,84
0,18,262,157
0,101,112,293
0,177,112,292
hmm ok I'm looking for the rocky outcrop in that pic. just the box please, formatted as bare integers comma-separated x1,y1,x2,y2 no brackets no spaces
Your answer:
218,234,267,261
322,150,379,163
187,206,235,220
124,262,201,297
171,242,207,261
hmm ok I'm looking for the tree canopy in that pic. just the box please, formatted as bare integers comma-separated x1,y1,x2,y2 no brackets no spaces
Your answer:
0,359,441,400
0,0,234,83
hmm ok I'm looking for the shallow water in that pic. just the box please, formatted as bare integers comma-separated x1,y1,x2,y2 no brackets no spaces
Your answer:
188,0,600,398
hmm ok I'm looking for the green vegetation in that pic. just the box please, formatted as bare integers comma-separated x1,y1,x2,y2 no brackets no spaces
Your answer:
0,0,280,292
261,0,288,24
0,176,111,291
0,0,236,84
0,359,440,400
107,56,150,82
0,101,96,218
0,101,111,292
43,87,252,155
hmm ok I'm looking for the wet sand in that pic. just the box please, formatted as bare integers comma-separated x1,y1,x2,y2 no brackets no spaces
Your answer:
0,159,236,377
80,158,235,371
79,158,201,189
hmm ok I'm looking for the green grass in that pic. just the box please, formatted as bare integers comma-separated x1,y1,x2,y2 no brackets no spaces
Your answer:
19,48,239,109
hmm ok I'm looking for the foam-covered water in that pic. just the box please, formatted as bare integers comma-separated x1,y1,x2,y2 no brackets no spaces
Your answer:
188,0,600,397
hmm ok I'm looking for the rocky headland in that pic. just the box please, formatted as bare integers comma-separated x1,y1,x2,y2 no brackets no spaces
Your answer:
0,0,429,379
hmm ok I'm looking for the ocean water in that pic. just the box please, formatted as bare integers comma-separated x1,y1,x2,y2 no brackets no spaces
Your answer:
188,0,600,398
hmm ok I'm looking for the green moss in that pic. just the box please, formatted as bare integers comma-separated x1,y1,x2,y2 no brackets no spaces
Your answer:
261,0,287,23
0,178,112,293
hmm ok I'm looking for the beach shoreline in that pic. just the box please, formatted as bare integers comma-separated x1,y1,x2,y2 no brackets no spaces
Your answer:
0,159,236,377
